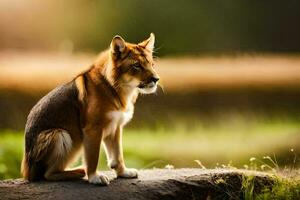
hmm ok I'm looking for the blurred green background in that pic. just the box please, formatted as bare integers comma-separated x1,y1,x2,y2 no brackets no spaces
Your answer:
0,0,300,180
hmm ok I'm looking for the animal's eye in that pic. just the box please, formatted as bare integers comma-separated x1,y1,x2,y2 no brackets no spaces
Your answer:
132,63,142,71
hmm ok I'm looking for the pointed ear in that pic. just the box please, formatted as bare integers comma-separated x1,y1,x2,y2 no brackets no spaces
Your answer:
110,35,126,56
139,33,155,51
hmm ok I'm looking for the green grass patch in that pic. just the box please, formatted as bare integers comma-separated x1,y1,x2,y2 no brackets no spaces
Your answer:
242,174,300,200
0,117,299,180
0,130,23,179
258,178,300,200
122,118,300,169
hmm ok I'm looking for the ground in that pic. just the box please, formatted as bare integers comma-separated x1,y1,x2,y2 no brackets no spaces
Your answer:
0,169,273,200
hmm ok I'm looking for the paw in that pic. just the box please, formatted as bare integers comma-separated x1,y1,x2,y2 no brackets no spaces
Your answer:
73,169,86,177
88,173,110,185
117,168,138,179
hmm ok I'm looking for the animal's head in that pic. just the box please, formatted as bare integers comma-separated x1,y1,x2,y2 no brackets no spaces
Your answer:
108,33,159,94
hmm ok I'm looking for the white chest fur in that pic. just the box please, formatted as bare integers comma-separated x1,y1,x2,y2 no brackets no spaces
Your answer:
103,105,134,137
108,109,134,127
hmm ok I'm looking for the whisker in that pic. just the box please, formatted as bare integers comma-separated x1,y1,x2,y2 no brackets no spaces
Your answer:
153,45,163,54
158,83,165,95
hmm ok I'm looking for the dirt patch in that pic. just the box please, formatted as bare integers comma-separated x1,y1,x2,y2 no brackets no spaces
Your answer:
0,169,274,200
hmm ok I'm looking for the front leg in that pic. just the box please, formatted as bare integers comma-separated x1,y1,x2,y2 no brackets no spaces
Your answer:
103,126,138,178
83,127,110,185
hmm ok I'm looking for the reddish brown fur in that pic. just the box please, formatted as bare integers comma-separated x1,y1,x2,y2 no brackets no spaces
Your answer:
22,34,159,184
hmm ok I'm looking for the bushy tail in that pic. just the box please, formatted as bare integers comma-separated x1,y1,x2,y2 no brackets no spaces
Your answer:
21,154,29,179
22,129,70,181
21,152,46,181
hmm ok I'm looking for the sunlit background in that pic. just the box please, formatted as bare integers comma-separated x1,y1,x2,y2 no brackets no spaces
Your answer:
0,0,300,179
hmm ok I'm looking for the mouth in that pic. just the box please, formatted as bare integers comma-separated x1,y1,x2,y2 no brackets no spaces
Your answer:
137,81,157,94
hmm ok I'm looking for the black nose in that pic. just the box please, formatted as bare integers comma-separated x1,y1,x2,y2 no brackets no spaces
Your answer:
150,77,159,83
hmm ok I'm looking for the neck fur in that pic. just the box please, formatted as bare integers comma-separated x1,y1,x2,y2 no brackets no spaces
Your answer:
94,50,138,109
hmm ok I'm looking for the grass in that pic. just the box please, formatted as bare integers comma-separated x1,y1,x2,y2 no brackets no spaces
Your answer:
0,116,299,180
0,118,299,199
0,130,23,179
122,117,300,169
1,50,300,199
256,177,300,200
238,151,300,200
241,168,300,200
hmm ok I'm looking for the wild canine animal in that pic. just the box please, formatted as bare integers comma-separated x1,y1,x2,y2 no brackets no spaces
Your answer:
21,33,159,185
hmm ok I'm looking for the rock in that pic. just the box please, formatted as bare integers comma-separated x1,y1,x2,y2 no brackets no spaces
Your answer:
0,169,274,200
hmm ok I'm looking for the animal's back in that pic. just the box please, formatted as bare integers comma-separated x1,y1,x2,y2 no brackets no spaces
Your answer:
22,81,82,181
